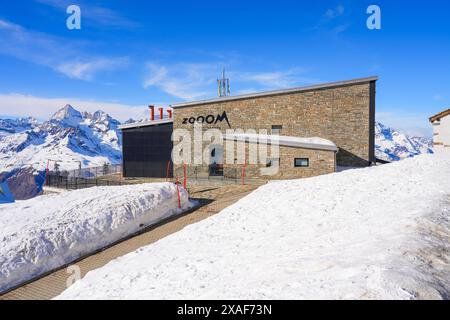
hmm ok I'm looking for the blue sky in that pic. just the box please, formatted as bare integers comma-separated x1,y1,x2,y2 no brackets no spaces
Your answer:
0,0,449,136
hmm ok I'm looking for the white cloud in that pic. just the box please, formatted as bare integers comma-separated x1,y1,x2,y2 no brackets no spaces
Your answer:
376,111,433,137
0,19,128,81
143,62,318,101
143,62,216,101
324,5,345,19
0,93,150,122
234,68,319,89
57,58,129,81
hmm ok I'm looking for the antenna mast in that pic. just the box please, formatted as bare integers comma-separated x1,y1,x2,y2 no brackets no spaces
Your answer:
217,68,231,97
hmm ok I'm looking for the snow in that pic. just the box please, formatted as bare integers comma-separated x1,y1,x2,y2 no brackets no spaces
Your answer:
57,153,450,300
223,133,337,151
0,183,194,293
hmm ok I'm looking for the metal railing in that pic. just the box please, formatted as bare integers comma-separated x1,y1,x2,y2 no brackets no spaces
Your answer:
54,163,122,179
46,174,126,191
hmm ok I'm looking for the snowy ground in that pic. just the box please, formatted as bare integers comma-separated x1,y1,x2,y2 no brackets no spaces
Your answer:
57,153,450,300
0,183,193,293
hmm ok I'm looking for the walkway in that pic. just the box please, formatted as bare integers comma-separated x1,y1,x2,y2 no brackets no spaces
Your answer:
0,184,260,300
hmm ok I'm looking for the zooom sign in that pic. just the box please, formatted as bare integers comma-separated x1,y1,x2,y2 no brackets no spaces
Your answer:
182,111,231,128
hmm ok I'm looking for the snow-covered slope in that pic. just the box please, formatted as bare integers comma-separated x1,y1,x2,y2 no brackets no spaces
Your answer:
375,122,433,162
0,105,122,173
0,117,38,138
57,153,450,300
0,183,193,293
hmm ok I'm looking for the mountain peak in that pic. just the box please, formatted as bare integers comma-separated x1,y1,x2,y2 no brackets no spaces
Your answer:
51,105,83,122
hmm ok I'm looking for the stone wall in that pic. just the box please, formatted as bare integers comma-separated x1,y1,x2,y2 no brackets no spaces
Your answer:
172,80,375,179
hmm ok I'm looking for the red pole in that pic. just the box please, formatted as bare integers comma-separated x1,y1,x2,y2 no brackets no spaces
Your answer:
159,107,164,120
183,162,187,189
175,176,181,209
167,109,173,119
149,105,155,121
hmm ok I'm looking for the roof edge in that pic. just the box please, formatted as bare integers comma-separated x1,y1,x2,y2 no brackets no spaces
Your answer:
118,118,173,130
429,108,450,123
171,76,379,109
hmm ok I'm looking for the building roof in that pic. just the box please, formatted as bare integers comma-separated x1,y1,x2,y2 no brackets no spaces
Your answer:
171,76,378,109
118,118,173,130
429,108,450,123
223,133,338,152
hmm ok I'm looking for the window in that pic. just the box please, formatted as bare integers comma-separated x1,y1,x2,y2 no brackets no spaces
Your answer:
272,125,283,134
211,148,216,157
294,158,309,167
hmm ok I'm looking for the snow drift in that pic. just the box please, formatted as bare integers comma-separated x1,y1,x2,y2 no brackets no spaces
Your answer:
0,183,193,293
57,153,450,300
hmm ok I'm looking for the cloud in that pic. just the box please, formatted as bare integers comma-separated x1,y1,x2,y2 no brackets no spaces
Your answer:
432,94,447,103
34,0,137,28
0,93,150,122
57,58,129,81
234,68,319,89
143,62,319,101
0,19,128,81
324,5,345,19
143,62,216,101
314,4,349,35
376,111,433,137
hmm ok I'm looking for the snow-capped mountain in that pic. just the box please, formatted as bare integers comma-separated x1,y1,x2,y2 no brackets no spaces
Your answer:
0,105,122,174
375,121,433,162
0,117,38,138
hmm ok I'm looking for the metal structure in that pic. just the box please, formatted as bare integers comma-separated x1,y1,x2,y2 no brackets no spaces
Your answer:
217,68,231,97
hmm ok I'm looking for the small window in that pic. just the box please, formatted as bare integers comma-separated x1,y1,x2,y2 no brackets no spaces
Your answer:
294,158,309,167
272,125,283,134
211,148,216,157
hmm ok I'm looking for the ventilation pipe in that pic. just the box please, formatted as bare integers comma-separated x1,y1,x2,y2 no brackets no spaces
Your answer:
149,105,155,121
159,107,164,120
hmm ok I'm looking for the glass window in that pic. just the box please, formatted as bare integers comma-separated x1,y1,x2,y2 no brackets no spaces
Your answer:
272,125,282,134
294,158,309,167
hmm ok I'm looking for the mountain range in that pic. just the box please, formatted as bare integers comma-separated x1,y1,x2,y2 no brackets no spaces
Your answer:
0,105,433,199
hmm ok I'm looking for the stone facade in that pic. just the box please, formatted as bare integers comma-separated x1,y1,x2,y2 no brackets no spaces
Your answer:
172,78,376,180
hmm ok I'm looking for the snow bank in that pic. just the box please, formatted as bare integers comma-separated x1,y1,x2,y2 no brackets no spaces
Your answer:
57,153,450,300
0,183,193,293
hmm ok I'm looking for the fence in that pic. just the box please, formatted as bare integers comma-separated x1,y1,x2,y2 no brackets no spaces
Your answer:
172,164,265,187
53,163,122,179
46,174,126,191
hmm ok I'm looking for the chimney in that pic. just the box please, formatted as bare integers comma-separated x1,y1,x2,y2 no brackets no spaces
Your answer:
149,105,155,121
167,109,173,119
158,107,164,120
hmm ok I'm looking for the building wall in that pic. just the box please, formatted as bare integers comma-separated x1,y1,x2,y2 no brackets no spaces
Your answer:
433,115,450,153
173,81,375,172
122,123,173,178
173,142,336,180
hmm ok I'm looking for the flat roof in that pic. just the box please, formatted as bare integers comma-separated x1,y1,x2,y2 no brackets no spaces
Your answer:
171,76,378,109
223,133,338,152
118,118,173,130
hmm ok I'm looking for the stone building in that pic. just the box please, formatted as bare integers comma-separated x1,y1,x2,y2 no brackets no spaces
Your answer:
120,76,377,181
171,76,377,180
